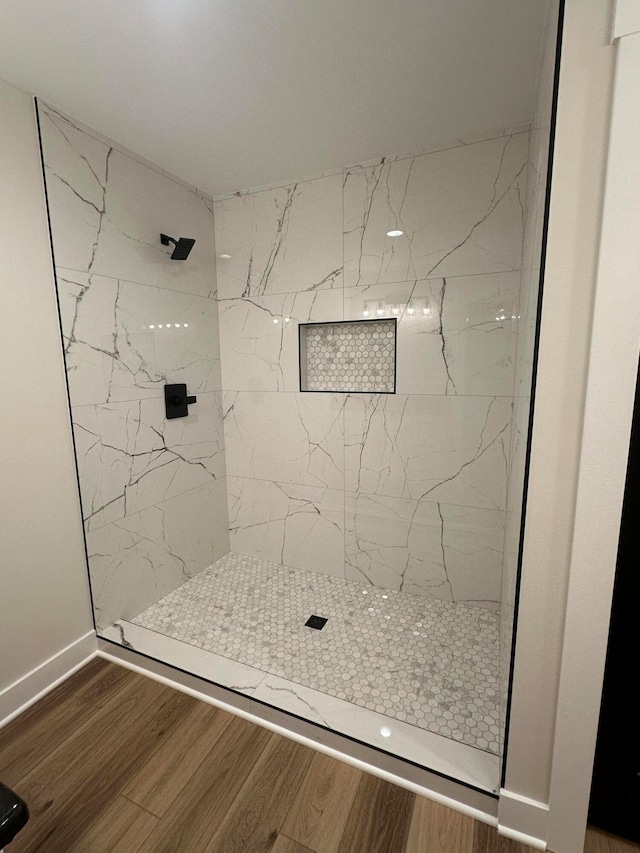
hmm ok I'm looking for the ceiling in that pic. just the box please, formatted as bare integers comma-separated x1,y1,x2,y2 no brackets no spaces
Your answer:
0,1,548,196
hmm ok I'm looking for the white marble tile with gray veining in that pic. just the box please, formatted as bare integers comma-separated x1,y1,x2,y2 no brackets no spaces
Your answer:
344,272,519,396
219,289,342,392
343,133,528,288
87,479,229,632
102,620,265,700
345,393,511,510
39,102,217,297
345,492,504,606
72,392,226,531
214,174,343,299
132,550,501,761
251,675,499,785
223,391,345,489
227,476,345,577
58,269,221,405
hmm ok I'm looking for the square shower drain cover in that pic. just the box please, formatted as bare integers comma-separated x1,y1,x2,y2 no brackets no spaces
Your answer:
305,615,328,630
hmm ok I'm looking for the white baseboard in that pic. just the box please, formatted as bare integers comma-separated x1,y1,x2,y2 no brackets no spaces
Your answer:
0,631,98,728
498,788,549,849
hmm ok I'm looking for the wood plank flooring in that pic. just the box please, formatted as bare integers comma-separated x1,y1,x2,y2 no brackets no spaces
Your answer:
0,658,635,853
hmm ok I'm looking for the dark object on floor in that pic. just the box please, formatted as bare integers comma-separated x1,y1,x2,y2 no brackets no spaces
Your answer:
305,615,328,630
0,781,29,847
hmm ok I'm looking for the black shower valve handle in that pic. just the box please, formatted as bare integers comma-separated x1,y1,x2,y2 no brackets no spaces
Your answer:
164,383,197,419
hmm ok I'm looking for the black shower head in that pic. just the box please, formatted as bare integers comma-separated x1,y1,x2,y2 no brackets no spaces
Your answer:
160,233,196,260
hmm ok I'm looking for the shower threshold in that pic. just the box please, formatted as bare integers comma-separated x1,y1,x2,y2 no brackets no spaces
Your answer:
101,551,500,794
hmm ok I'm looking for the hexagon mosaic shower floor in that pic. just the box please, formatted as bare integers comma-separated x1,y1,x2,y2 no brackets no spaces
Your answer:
133,551,500,754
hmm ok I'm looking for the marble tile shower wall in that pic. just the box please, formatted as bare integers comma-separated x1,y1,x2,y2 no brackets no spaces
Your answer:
215,131,529,607
38,103,229,633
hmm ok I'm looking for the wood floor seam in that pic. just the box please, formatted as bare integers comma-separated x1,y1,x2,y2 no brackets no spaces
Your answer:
0,658,133,787
1,660,636,853
279,830,319,852
121,792,162,820
121,698,235,819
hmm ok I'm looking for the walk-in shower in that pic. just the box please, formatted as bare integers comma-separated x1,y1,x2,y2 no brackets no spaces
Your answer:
36,0,560,797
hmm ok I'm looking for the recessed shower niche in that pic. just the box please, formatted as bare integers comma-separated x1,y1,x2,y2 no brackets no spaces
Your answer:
299,318,397,393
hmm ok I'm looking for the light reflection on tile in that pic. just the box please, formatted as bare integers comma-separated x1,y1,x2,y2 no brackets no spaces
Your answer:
343,133,528,288
106,620,499,792
134,551,500,754
214,174,343,299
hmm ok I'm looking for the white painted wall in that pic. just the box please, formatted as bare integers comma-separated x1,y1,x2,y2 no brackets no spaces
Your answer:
0,76,94,696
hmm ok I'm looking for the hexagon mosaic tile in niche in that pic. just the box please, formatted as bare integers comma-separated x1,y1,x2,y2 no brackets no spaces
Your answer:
133,551,500,753
300,319,396,393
